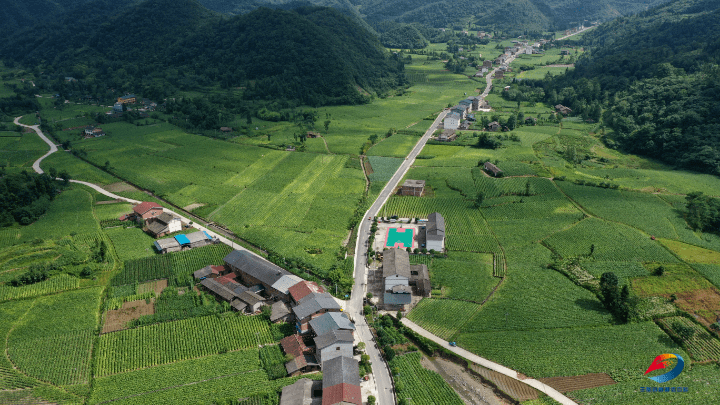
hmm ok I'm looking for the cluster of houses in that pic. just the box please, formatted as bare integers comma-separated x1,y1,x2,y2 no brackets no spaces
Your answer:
107,94,158,118
443,96,489,131
188,249,362,405
123,201,217,246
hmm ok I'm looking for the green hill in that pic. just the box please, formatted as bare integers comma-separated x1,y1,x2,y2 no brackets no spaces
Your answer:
0,0,405,107
541,0,720,174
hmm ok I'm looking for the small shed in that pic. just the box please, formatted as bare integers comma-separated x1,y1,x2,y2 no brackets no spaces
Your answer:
271,301,293,323
487,121,500,132
484,162,503,177
220,127,233,133
154,237,181,254
238,291,266,313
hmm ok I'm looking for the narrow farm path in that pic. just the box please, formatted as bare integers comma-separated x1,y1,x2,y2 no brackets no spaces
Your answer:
400,318,579,405
319,135,332,154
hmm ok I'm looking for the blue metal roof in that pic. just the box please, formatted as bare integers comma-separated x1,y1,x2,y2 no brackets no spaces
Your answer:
175,234,191,245
203,231,212,239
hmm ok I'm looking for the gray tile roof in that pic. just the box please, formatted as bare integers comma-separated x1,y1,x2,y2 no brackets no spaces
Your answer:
427,212,445,241
271,301,292,322
155,212,176,225
146,221,168,236
231,299,247,312
193,265,213,279
185,231,210,243
285,354,318,375
402,179,425,188
293,292,341,320
272,274,303,295
280,378,322,405
155,237,180,250
200,278,238,301
314,329,354,351
322,356,360,388
391,285,413,294
309,312,355,337
383,249,411,279
238,290,265,306
224,250,291,288
384,292,412,305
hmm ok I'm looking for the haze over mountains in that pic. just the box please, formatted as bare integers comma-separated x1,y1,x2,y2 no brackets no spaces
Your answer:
1,0,674,35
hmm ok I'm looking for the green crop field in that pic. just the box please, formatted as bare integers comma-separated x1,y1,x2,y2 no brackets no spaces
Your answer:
657,317,720,362
631,263,712,297
110,243,232,286
367,134,420,158
407,298,480,340
542,218,679,262
455,322,686,378
105,227,158,262
95,314,272,376
428,252,497,302
7,287,102,386
569,363,720,405
368,156,403,183
90,348,261,403
390,352,464,405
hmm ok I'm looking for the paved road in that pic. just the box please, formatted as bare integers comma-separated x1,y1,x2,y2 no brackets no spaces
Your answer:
14,116,57,175
557,26,595,41
401,318,579,405
14,116,257,253
348,110,447,405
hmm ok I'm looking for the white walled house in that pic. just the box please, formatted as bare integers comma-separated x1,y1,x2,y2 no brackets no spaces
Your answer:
443,112,460,130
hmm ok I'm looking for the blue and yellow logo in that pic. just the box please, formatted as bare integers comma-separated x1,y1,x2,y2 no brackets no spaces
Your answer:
644,354,684,383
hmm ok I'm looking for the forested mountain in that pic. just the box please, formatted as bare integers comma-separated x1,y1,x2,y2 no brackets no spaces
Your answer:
540,0,720,174
0,0,108,35
193,0,675,30
0,0,405,107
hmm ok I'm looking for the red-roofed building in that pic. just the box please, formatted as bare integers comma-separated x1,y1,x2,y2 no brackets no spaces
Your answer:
280,334,311,358
216,273,237,285
289,280,325,304
132,202,163,220
322,383,362,405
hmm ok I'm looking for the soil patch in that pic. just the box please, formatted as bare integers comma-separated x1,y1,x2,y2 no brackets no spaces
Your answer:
104,182,138,193
184,203,205,211
674,288,720,329
538,373,616,393
470,364,540,402
138,279,168,296
102,300,155,334
423,356,513,405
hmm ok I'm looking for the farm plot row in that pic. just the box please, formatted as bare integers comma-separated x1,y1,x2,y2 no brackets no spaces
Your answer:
0,300,39,390
105,371,303,405
6,288,102,386
367,156,403,183
407,298,480,340
657,317,720,362
95,314,273,376
542,217,679,263
390,352,464,405
90,348,261,404
455,322,687,378
110,243,232,286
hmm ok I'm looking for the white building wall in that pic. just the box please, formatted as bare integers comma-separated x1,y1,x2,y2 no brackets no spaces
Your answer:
427,239,444,252
443,116,460,130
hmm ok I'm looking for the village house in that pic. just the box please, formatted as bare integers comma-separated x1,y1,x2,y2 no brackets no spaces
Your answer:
383,248,412,306
322,356,362,405
309,312,355,337
494,70,504,79
438,129,457,142
450,105,467,119
484,162,504,177
425,212,445,253
293,292,342,334
314,329,354,364
130,202,164,221
113,102,123,112
220,127,232,133
193,265,228,279
400,179,425,196
237,290,266,313
154,237,181,254
483,60,493,69
279,378,322,405
223,250,303,302
487,121,500,132
270,301,293,323
555,104,572,115
289,281,325,304
281,334,319,376
146,212,182,238
443,112,461,130
117,94,136,104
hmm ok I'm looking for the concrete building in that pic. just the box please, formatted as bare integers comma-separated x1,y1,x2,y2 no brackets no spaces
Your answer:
223,250,302,302
293,292,342,334
425,212,446,252
400,179,425,196
146,212,182,237
443,112,460,130
314,329,354,364
309,312,355,337
280,378,322,405
322,356,361,405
